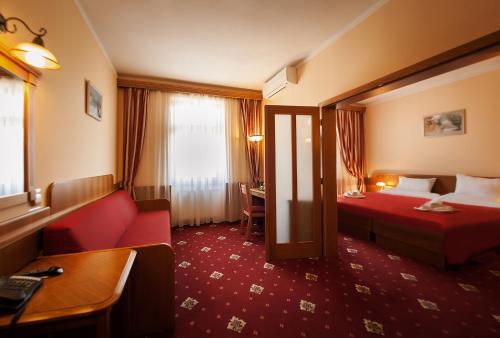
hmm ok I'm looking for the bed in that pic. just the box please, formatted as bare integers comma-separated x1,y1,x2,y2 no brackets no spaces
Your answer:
338,173,500,267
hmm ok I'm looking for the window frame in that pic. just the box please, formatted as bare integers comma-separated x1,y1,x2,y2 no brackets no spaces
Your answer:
0,44,41,214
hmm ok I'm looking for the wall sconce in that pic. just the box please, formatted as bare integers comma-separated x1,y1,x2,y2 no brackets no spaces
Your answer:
248,134,264,142
375,181,386,190
0,12,60,70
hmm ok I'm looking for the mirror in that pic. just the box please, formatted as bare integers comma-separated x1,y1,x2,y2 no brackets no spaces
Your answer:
0,68,25,197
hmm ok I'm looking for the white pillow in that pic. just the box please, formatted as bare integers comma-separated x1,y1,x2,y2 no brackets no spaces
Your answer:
455,174,500,198
396,176,437,193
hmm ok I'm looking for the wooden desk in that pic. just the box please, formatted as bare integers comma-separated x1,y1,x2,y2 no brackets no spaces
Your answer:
250,188,265,200
0,249,136,338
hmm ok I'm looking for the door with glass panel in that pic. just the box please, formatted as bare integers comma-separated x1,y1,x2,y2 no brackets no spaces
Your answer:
265,105,321,260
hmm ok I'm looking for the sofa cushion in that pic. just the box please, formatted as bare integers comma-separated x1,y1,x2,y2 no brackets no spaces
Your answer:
116,210,171,247
44,190,138,254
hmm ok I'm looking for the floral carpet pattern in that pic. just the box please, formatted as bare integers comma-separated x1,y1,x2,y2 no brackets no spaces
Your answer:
171,224,500,337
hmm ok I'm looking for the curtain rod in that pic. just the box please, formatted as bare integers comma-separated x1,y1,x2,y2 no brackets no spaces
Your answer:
117,74,263,101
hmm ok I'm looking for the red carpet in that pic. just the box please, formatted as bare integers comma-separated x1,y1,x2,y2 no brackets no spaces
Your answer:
171,224,500,337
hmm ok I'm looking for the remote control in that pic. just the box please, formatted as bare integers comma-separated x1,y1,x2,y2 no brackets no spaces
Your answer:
22,266,64,277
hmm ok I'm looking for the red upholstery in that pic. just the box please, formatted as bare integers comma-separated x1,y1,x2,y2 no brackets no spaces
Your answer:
117,211,171,247
43,190,170,255
338,192,500,264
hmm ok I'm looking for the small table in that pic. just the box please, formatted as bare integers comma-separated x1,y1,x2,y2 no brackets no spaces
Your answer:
0,248,136,338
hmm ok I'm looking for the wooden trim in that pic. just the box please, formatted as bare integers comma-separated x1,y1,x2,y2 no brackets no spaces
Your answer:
0,207,50,275
134,199,170,212
117,74,263,100
290,115,297,244
48,174,116,213
321,107,338,257
320,30,500,108
367,171,457,195
264,108,276,261
0,193,43,225
0,48,40,222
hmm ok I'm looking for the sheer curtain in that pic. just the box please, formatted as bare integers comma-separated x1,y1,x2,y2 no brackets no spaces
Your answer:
134,91,249,226
0,77,24,196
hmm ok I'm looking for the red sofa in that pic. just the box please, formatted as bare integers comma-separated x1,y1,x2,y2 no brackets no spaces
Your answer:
44,190,171,253
43,190,175,337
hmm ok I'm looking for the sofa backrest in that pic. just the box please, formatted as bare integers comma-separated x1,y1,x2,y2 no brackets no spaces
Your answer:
43,190,138,254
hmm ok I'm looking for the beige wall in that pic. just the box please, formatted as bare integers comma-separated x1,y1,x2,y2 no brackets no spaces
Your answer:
263,0,500,179
264,0,500,107
365,69,500,177
0,0,117,203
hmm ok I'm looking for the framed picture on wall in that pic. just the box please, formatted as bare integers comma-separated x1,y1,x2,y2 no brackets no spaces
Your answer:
423,109,465,137
85,80,103,121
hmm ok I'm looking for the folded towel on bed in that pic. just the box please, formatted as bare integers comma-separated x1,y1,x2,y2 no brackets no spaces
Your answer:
343,190,366,198
416,199,456,212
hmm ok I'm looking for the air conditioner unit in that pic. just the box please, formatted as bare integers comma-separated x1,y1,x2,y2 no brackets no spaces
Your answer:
263,66,298,99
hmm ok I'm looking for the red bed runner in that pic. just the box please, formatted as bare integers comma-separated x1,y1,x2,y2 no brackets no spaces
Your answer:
338,192,500,264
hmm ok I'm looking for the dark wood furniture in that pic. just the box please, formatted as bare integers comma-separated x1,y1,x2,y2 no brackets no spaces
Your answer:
239,183,265,241
46,175,175,337
0,248,136,338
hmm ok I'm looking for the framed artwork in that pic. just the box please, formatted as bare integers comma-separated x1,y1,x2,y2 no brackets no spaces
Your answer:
85,80,103,121
423,109,465,137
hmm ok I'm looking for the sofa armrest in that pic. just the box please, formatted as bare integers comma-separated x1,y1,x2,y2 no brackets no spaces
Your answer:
135,199,170,212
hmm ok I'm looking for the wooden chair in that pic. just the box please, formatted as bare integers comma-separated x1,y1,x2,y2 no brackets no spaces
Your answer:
238,183,265,241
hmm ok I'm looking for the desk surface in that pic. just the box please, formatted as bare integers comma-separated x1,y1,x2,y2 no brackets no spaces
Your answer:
0,248,136,328
249,188,265,199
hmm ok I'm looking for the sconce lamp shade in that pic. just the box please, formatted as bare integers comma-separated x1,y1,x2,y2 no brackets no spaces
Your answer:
248,134,264,142
10,41,60,70
376,181,386,189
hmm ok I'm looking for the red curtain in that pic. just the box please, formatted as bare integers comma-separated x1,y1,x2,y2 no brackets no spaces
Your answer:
240,99,263,187
122,88,149,196
336,108,367,191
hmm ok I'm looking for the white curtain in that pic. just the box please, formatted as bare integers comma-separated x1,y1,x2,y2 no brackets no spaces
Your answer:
336,134,357,194
135,91,249,226
0,77,24,196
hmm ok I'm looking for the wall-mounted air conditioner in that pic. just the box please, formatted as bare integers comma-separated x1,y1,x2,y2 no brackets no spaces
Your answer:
263,66,298,99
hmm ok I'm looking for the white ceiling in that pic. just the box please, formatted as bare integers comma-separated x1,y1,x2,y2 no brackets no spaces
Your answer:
77,0,381,89
359,55,500,105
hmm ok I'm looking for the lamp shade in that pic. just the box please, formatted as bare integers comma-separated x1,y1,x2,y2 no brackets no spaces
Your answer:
10,41,60,70
248,134,264,142
376,181,386,188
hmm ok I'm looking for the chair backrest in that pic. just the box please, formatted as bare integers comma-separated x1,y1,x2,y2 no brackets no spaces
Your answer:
238,182,251,213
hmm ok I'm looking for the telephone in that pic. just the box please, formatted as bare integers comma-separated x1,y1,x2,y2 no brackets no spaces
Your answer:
0,276,42,311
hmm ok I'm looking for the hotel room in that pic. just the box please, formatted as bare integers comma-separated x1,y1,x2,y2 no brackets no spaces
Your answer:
0,0,499,337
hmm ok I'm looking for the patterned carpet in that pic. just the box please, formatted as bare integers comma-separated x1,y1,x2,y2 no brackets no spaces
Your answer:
171,224,500,338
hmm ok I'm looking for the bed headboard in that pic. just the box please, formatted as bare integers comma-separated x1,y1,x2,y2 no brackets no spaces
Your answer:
47,174,117,213
367,172,457,195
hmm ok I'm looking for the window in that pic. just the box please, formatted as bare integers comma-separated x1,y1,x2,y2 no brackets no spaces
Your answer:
168,93,228,190
0,77,24,196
